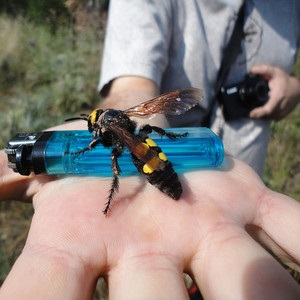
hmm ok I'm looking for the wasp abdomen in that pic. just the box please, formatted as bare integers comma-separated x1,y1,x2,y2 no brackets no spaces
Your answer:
131,137,182,200
145,160,182,200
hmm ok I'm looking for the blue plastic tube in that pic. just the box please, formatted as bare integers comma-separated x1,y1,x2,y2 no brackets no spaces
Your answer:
43,127,224,176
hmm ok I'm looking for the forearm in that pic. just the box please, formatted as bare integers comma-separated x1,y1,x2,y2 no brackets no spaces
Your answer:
99,76,170,127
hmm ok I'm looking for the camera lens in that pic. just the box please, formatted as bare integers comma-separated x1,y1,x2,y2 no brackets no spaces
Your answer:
255,82,269,103
239,75,269,104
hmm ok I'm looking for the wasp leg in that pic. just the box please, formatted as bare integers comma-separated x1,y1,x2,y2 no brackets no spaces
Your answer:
67,138,102,155
103,147,123,215
139,124,188,140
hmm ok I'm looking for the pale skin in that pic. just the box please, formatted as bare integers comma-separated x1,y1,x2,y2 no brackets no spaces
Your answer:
0,145,300,300
250,65,300,120
0,65,300,299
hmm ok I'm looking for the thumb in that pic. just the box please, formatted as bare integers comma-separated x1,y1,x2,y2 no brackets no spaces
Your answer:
250,65,276,81
249,104,272,119
249,65,275,119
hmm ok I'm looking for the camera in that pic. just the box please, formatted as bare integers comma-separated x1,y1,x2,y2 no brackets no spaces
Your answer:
219,73,269,120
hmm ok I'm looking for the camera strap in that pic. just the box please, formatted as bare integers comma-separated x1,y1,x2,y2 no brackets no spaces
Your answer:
202,2,245,127
214,2,246,96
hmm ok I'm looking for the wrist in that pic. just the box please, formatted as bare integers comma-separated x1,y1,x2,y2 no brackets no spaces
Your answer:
288,75,300,104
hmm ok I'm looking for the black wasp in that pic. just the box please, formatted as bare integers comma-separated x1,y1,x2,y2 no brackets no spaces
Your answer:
67,88,203,215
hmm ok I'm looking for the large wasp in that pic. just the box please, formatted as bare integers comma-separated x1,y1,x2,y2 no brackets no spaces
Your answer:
67,88,203,214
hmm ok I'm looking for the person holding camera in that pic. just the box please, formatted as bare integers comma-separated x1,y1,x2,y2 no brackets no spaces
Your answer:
98,0,300,176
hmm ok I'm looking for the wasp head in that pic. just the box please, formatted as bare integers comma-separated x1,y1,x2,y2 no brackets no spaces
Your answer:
65,109,104,133
87,108,103,132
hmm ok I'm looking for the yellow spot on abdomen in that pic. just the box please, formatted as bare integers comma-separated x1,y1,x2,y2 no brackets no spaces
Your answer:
143,164,154,174
145,138,157,147
158,152,168,161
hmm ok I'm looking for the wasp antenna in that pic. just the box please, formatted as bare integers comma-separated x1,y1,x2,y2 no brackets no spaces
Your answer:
65,116,88,122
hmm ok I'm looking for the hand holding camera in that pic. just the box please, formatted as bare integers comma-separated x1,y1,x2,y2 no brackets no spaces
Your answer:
249,65,300,121
219,73,269,121
219,66,300,121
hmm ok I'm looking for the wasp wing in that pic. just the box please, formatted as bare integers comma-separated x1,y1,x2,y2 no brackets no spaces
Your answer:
124,87,203,118
108,123,164,171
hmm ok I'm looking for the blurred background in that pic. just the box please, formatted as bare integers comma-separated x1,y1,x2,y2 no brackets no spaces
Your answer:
0,0,299,298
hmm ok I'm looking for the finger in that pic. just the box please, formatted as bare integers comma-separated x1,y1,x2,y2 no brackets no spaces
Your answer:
108,255,189,300
250,65,284,119
254,190,300,265
0,149,58,202
250,65,275,80
249,102,276,119
0,150,31,202
0,247,98,300
248,66,273,119
246,224,300,272
191,226,300,299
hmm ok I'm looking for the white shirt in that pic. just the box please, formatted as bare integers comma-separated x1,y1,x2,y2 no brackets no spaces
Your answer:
99,0,300,175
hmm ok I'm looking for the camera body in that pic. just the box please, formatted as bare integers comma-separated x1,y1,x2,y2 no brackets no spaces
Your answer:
219,73,269,120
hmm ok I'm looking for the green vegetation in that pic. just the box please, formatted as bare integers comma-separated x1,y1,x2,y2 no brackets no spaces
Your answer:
265,106,300,199
0,6,299,296
0,15,102,146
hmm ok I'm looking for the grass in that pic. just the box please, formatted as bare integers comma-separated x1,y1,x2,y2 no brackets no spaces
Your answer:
263,52,300,199
0,16,101,146
0,15,299,295
264,106,300,199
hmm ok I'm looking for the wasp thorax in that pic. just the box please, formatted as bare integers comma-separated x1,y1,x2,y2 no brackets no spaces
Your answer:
102,109,136,133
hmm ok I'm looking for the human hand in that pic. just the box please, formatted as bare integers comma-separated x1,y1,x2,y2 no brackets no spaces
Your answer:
0,150,300,300
250,65,300,120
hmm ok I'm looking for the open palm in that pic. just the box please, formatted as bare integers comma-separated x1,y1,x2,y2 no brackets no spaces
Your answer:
1,153,300,300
